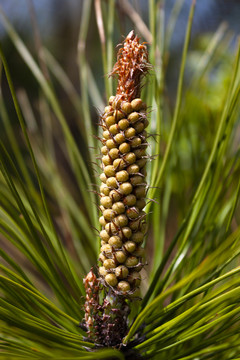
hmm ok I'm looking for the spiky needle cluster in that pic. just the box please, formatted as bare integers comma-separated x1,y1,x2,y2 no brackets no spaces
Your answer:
98,31,150,297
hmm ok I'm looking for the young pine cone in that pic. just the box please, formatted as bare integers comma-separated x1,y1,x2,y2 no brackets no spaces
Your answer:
98,31,150,297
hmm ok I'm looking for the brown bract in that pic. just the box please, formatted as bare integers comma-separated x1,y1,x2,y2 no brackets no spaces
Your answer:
83,269,100,338
111,30,151,102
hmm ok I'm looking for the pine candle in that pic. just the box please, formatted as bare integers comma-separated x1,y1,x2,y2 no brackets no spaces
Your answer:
98,30,150,297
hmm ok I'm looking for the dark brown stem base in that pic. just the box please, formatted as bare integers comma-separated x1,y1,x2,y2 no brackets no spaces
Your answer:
95,291,130,347
83,270,132,347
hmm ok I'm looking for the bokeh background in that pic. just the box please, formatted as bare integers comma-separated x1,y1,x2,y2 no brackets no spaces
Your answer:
0,0,240,279
1,0,240,100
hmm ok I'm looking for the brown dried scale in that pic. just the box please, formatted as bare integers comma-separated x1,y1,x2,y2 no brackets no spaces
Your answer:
98,30,150,298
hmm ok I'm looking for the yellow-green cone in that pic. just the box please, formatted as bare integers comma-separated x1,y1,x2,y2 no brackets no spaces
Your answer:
98,31,151,297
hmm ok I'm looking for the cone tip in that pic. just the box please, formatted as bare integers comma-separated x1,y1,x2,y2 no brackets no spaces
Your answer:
126,30,135,41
